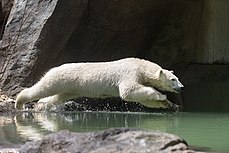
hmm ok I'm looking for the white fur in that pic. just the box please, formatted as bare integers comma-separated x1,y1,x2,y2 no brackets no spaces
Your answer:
15,58,183,110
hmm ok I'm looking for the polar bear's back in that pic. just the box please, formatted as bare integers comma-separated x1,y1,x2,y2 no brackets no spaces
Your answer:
39,58,161,97
53,58,140,83
48,58,161,82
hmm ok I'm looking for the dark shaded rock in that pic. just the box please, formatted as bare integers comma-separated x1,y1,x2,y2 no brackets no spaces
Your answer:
66,94,180,112
0,0,14,16
179,64,229,112
0,0,13,40
19,128,191,153
57,0,173,64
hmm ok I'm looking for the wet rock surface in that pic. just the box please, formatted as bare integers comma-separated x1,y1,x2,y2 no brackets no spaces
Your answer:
18,128,196,153
32,98,180,113
0,90,15,112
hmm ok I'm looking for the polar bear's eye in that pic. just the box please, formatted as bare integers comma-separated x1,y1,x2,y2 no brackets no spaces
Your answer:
171,78,176,81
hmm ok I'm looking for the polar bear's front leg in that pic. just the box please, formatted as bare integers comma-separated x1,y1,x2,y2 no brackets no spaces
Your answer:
119,82,167,101
119,82,170,108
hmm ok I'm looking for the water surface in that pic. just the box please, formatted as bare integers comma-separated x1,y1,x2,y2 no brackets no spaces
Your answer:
0,111,229,152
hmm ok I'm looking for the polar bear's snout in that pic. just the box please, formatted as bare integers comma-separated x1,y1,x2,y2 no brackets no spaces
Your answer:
174,86,183,93
173,81,184,93
173,86,182,93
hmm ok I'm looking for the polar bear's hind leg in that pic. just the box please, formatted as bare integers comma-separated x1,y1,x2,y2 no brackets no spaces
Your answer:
36,93,78,110
15,70,69,109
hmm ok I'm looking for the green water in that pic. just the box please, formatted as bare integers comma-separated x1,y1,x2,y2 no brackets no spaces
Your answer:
0,112,229,152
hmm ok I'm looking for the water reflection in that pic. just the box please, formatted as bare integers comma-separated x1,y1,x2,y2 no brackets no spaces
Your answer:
0,112,229,152
0,115,20,148
14,113,58,141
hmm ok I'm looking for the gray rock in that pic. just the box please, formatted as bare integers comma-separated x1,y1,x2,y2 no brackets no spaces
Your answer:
19,128,191,153
0,0,88,96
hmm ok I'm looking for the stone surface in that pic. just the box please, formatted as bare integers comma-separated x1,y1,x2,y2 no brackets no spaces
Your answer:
19,128,191,153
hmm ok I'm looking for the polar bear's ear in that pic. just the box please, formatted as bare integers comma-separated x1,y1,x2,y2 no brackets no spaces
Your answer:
159,70,166,78
170,70,174,73
155,69,164,79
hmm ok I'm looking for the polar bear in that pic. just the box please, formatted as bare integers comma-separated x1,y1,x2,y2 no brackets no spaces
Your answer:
15,58,184,110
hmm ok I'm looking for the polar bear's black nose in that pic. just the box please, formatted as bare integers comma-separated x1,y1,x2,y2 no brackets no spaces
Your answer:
174,86,184,93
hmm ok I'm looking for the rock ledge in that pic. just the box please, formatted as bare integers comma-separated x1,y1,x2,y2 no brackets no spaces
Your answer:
18,128,199,153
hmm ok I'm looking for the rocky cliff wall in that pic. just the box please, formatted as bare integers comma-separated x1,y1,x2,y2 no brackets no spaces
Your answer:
194,0,229,63
0,0,229,111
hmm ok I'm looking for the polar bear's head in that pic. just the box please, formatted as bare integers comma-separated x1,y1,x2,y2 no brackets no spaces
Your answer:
154,69,184,93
